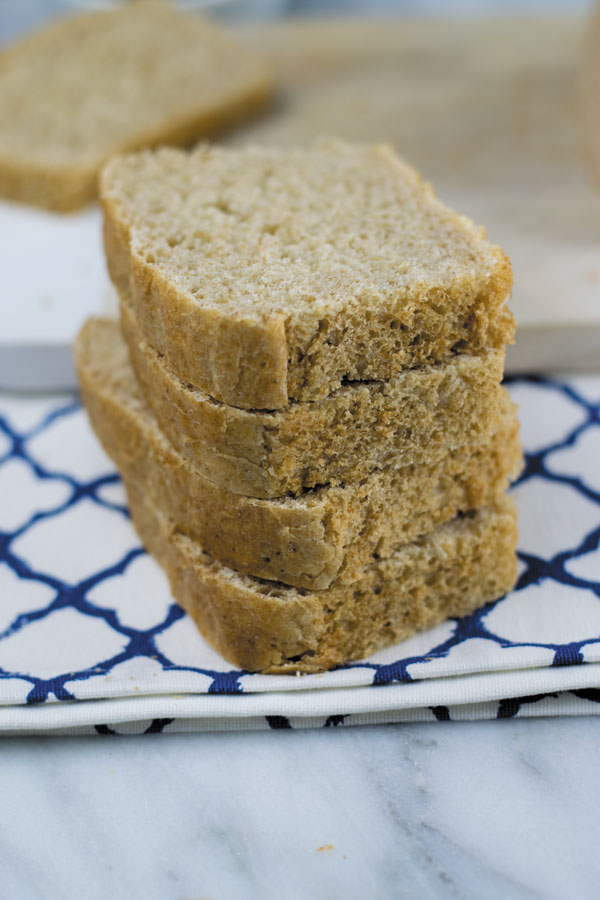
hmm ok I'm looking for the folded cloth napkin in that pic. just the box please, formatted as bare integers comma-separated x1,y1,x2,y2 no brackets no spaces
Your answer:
0,375,599,735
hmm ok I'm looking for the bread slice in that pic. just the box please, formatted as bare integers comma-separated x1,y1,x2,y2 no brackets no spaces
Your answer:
0,3,271,211
578,2,600,185
75,318,521,590
118,301,506,498
124,481,518,673
100,140,514,409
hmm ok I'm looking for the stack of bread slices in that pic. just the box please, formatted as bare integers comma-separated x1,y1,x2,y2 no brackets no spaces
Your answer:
76,139,522,674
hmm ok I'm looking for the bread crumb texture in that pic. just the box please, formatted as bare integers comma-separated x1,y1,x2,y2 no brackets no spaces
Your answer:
126,481,519,674
101,139,514,408
75,318,522,591
118,300,507,498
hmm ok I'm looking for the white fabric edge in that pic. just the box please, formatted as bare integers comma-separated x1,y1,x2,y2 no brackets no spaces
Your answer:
2,662,599,733
3,645,593,707
3,701,600,737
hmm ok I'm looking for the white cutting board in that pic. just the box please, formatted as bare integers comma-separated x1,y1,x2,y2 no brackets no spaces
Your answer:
0,200,117,390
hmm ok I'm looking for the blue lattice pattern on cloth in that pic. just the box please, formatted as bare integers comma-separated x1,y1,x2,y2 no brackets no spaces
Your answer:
0,376,599,733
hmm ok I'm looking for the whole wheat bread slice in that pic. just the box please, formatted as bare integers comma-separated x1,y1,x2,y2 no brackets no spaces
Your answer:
101,139,514,409
124,481,518,673
0,3,272,211
75,317,521,590
579,2,600,186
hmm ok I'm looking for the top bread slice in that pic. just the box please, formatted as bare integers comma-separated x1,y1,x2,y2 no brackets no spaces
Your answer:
100,139,514,410
0,3,272,211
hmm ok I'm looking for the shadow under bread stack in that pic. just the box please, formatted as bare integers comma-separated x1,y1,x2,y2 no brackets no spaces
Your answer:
76,140,521,674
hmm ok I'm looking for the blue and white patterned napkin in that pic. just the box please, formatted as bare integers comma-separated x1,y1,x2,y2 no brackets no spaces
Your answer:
1,376,599,735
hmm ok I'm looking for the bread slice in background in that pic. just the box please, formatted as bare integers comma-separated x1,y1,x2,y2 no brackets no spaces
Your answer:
101,140,514,410
0,2,272,211
75,317,521,591
578,2,600,186
124,481,518,674
118,299,507,499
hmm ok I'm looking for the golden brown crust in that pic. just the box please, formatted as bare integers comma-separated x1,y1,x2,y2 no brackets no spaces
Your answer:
120,298,507,498
0,159,97,213
103,213,289,408
126,483,519,674
100,141,514,409
75,317,522,590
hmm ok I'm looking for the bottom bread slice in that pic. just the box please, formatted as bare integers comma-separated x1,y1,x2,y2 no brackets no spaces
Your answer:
125,482,519,674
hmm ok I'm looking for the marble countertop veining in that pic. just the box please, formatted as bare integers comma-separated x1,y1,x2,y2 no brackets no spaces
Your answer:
1,718,599,900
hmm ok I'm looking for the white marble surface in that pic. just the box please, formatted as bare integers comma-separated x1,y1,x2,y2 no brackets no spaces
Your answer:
1,718,599,899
